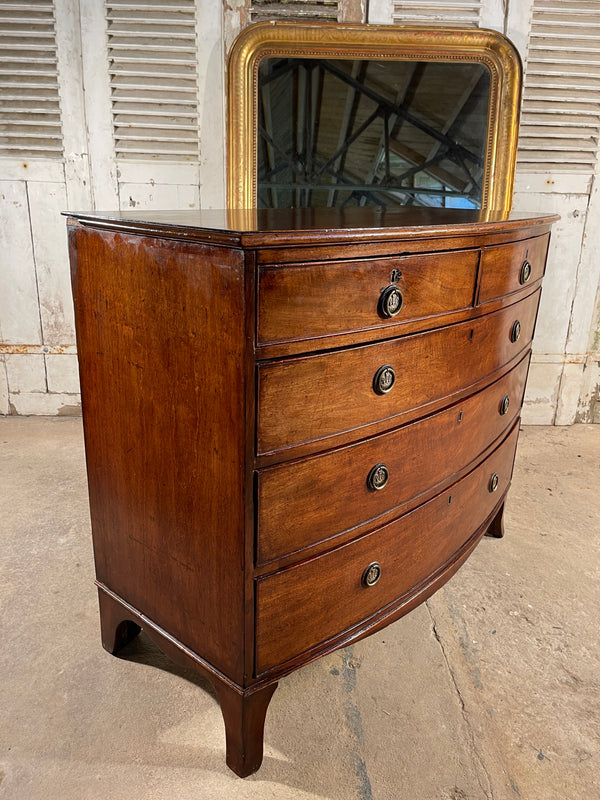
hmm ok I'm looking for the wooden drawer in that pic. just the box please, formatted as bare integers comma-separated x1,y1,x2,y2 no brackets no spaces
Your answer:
255,423,519,675
257,355,529,564
257,249,479,345
257,290,539,455
479,233,550,302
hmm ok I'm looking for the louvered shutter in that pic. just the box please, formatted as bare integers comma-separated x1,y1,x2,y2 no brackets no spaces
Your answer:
392,0,482,26
518,0,600,173
0,0,63,159
106,0,200,161
249,1,340,21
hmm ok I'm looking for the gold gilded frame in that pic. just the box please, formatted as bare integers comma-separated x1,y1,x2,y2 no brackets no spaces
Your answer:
227,22,522,212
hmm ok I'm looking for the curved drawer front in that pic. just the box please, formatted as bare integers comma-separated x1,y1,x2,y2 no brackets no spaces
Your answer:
255,423,519,675
257,355,529,564
257,249,479,345
257,290,539,455
479,233,549,302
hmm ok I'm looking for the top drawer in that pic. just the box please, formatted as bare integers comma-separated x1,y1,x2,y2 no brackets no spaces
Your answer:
479,233,550,303
257,249,479,345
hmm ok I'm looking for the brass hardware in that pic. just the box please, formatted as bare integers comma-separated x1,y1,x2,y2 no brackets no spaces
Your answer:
362,562,382,588
510,320,521,343
520,259,532,284
367,463,389,491
489,472,499,492
379,285,404,318
499,394,510,415
373,365,396,395
390,268,402,284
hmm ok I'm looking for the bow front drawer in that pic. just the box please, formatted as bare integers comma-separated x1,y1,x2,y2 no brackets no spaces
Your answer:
257,355,529,564
479,233,550,302
255,423,519,675
257,290,539,456
257,249,479,346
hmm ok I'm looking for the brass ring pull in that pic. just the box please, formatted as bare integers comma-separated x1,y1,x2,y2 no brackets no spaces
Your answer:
362,562,382,588
499,394,510,416
510,320,521,343
367,463,389,491
373,365,396,395
489,472,499,493
520,259,532,284
379,285,404,318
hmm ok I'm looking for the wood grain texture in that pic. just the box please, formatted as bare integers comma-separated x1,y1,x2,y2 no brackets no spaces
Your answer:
257,289,540,455
66,208,557,777
479,232,550,302
257,248,479,344
65,206,559,249
257,355,529,565
70,224,249,679
255,423,520,674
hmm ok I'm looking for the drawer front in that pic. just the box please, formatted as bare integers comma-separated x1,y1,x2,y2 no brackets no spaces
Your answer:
257,290,539,455
257,355,529,564
479,233,550,302
255,424,519,675
257,249,479,345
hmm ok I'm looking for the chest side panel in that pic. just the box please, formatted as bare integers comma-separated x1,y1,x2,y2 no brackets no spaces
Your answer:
69,225,248,679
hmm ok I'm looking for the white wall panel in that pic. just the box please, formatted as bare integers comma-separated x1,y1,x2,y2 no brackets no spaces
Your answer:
119,182,199,210
0,181,42,345
0,357,9,414
522,361,562,425
4,354,46,393
45,353,79,394
512,190,588,355
27,180,74,344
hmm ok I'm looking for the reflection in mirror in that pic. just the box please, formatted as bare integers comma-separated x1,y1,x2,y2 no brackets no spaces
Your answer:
257,58,490,209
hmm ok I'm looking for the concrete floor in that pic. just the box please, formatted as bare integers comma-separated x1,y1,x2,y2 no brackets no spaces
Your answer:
0,418,598,800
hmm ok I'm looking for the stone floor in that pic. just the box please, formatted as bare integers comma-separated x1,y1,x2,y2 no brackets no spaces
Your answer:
0,417,598,800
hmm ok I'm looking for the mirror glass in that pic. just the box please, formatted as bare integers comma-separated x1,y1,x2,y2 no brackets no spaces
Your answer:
257,57,491,209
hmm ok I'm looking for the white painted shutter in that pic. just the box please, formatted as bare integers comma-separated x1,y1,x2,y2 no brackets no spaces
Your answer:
106,0,200,161
0,0,63,159
392,0,482,26
249,1,340,22
518,0,600,173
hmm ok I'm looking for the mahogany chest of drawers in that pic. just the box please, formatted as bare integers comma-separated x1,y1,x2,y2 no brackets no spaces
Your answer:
66,206,557,777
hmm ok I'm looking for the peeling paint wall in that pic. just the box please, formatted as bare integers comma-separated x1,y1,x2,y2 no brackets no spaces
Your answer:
1,0,599,422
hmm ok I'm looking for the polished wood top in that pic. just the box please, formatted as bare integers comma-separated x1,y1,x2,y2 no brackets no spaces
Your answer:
65,207,559,248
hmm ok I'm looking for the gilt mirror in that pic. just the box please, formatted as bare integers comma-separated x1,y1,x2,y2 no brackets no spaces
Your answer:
227,22,521,212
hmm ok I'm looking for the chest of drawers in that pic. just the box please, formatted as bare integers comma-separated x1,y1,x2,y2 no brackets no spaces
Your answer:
66,206,557,777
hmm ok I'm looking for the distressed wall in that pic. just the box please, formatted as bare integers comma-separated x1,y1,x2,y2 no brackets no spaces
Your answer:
1,0,599,422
